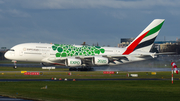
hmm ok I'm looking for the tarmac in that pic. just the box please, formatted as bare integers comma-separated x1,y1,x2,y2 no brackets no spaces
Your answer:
0,78,173,82
0,95,32,101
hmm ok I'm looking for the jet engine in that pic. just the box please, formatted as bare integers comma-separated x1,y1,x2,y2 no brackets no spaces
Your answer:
65,58,82,67
92,56,108,65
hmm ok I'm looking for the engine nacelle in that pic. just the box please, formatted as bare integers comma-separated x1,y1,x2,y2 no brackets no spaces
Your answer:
92,56,108,65
66,58,82,67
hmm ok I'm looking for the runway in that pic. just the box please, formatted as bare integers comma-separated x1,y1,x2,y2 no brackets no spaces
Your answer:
0,78,175,82
0,95,32,101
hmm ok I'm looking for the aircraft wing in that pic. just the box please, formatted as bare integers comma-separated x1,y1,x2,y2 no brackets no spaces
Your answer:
154,52,176,55
41,53,155,66
41,56,95,66
103,54,153,58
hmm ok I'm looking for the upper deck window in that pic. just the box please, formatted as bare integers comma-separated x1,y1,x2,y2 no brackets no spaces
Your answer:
105,50,113,52
36,46,47,48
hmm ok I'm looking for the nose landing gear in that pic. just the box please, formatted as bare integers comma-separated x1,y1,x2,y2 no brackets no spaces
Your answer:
12,60,17,69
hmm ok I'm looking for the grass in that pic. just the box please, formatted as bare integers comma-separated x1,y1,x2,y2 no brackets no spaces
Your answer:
0,63,180,101
0,66,180,80
0,66,179,79
0,80,180,101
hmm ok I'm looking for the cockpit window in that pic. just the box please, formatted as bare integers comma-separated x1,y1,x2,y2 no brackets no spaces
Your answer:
8,49,15,51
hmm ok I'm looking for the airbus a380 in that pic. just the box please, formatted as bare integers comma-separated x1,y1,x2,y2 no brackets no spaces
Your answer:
5,19,165,71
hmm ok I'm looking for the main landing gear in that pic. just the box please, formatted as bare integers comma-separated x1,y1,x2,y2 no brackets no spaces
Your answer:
69,67,94,71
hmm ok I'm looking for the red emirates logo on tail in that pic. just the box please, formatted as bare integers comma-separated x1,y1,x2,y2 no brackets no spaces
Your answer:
123,31,149,55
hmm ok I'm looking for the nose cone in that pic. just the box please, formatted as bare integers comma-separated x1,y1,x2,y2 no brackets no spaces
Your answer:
4,52,9,59
4,51,11,60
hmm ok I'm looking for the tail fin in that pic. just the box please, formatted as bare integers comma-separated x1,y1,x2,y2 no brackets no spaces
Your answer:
123,19,165,55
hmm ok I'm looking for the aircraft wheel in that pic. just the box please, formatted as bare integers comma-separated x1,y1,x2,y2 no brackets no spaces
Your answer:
13,66,17,69
81,68,88,71
74,68,77,71
69,68,77,71
78,68,93,71
72,68,77,71
69,68,72,71
78,68,81,71
90,68,94,71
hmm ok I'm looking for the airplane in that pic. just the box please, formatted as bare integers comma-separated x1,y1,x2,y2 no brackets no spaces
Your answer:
5,19,165,71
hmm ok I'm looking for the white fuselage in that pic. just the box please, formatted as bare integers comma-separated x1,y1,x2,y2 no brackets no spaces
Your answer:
5,43,154,66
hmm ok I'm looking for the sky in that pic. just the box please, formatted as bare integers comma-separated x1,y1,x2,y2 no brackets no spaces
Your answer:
0,0,180,48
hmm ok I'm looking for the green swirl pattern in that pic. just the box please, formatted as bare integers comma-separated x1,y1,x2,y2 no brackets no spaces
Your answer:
52,44,105,57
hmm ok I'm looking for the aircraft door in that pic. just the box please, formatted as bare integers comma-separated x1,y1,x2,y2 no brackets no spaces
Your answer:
42,50,49,57
114,50,118,54
42,51,47,57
